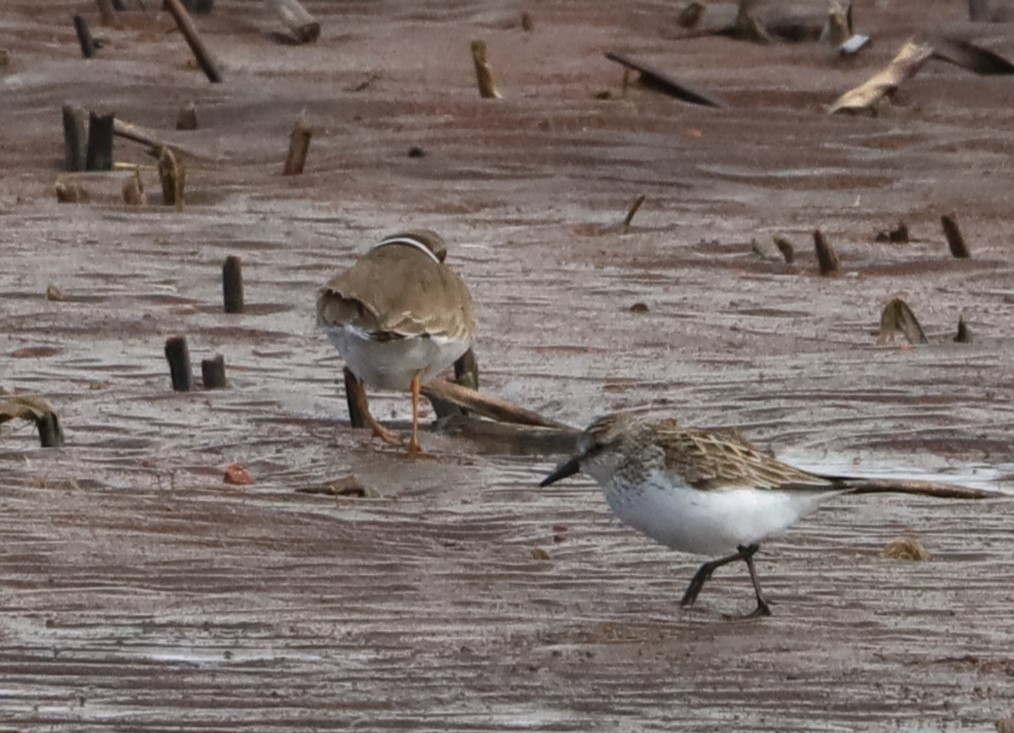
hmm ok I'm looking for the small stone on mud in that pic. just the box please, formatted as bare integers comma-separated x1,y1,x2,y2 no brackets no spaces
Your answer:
629,302,649,313
407,146,426,158
45,284,64,301
531,548,550,561
883,537,930,561
223,463,254,486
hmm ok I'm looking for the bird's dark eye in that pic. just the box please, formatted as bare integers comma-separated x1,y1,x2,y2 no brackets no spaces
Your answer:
585,442,604,457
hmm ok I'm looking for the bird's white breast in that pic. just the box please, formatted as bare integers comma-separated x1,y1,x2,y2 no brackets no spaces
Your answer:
325,325,468,391
602,471,839,556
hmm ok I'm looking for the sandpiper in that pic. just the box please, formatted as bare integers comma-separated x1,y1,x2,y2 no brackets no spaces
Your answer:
541,412,879,617
316,230,476,453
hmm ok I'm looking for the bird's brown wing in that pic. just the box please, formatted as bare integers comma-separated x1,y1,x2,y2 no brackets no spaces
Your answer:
654,424,844,492
317,246,475,341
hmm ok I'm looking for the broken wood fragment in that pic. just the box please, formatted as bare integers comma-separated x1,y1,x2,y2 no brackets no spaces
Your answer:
222,255,244,313
0,396,64,448
85,111,114,171
265,0,320,44
883,536,931,561
954,315,973,343
282,117,312,175
431,348,480,419
828,39,933,114
163,0,223,83
773,236,795,263
164,336,193,392
471,39,501,99
820,1,850,47
930,36,1014,75
812,229,840,275
74,15,97,58
122,169,146,205
604,52,725,107
62,104,88,171
941,214,970,258
157,147,185,212
96,0,117,25
876,221,909,243
521,12,534,31
176,102,198,130
297,475,380,498
876,297,928,346
55,180,90,203
201,354,227,389
421,379,572,430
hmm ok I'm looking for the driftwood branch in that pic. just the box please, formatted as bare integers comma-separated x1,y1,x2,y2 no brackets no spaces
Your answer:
829,39,933,114
421,379,574,430
471,39,501,99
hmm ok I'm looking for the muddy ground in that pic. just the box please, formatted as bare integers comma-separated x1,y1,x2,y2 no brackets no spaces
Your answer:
2,1,1014,730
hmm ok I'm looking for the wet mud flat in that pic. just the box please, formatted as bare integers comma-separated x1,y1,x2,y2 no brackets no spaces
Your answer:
2,1,1014,730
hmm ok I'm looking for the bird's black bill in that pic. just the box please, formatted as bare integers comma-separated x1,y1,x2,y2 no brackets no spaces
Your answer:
540,456,581,487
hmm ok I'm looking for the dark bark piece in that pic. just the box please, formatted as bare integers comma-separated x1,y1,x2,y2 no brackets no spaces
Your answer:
604,52,726,108
165,336,193,392
201,354,227,389
38,411,65,448
74,15,96,58
521,12,534,31
930,36,1014,75
876,297,928,346
813,229,840,275
85,112,114,171
773,236,795,263
953,312,969,340
283,119,312,175
265,0,320,44
176,103,198,130
222,255,244,313
941,214,971,258
62,104,88,171
163,0,223,83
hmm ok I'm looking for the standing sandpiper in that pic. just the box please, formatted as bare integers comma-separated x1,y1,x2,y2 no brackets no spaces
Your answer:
541,412,936,617
317,230,476,453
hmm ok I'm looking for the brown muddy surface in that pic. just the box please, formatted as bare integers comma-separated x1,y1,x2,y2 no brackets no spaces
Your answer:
2,1,1014,730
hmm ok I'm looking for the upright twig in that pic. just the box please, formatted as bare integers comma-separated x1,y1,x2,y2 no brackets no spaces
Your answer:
222,255,244,313
471,40,501,99
283,117,312,175
201,355,227,389
813,229,840,275
85,111,114,171
623,194,645,230
73,15,96,58
941,214,971,258
62,104,88,171
157,147,186,212
165,336,193,391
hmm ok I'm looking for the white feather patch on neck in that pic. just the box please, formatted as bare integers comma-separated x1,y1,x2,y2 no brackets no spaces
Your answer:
371,236,440,264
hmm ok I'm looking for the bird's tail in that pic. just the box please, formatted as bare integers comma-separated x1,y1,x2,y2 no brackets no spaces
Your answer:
821,476,994,500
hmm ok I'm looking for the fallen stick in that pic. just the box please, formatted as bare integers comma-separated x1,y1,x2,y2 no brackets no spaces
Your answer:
163,0,224,83
265,0,320,44
420,379,573,430
604,52,725,108
431,348,480,419
433,414,580,455
829,39,933,114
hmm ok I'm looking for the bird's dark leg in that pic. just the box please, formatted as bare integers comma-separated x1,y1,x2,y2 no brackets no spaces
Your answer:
680,549,746,607
344,367,400,445
739,544,772,618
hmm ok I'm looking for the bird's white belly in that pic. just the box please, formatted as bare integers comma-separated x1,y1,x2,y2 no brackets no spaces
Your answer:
603,473,838,556
325,326,469,390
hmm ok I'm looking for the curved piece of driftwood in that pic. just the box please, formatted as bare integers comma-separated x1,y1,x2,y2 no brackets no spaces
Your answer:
420,379,574,430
